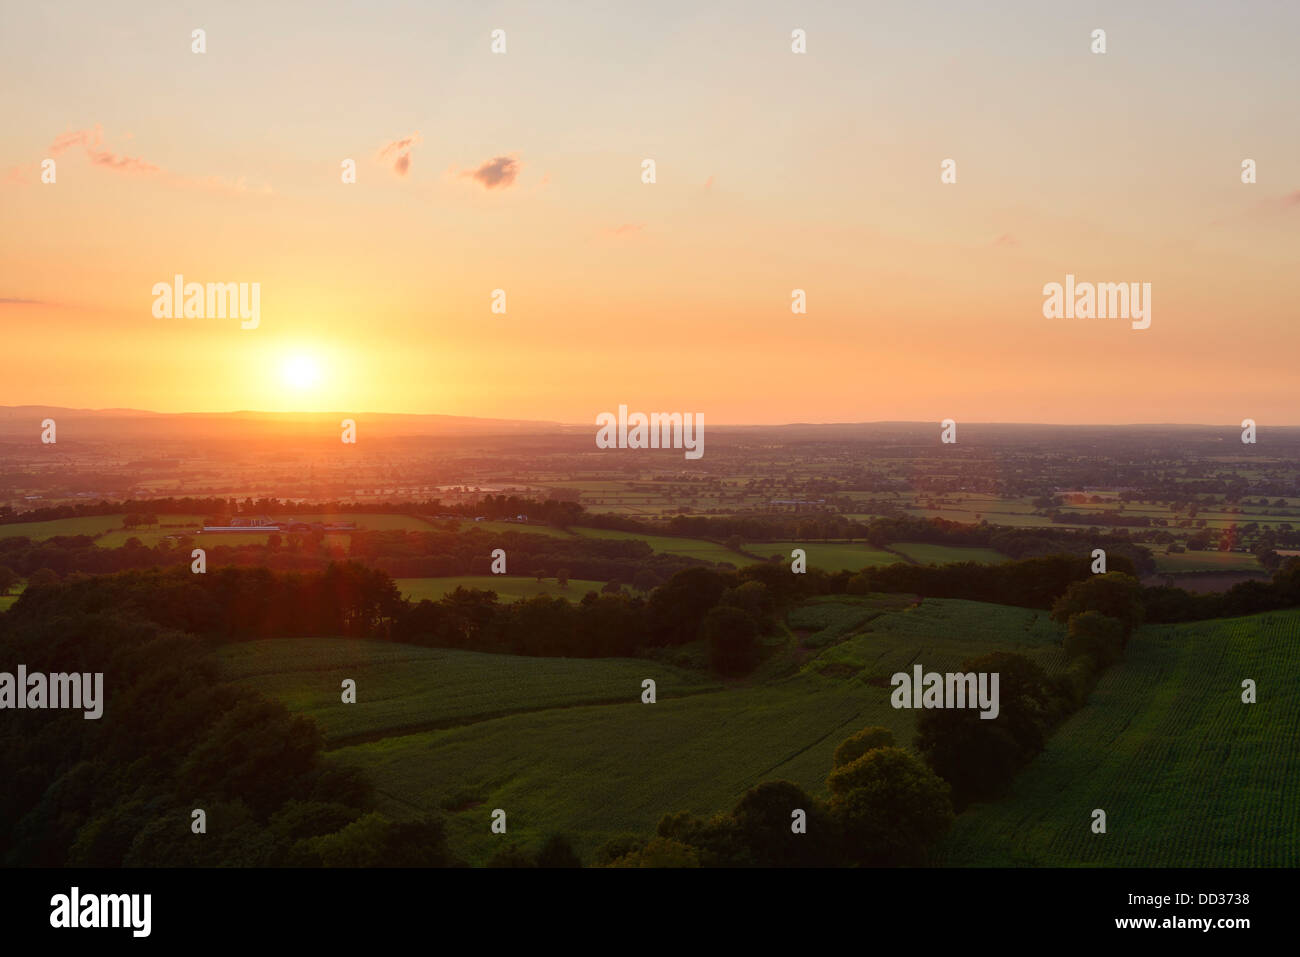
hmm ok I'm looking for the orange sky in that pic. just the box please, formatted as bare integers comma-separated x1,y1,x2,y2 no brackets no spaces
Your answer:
2,1,1297,424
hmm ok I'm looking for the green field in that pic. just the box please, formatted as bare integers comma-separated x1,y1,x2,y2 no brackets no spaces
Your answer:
889,542,1009,565
239,598,1065,863
219,638,718,746
396,576,609,603
746,541,902,572
937,608,1300,866
0,514,127,540
1154,550,1263,574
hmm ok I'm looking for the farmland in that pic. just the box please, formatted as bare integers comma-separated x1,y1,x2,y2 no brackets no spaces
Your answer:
231,597,1069,863
745,541,901,572
219,638,717,746
936,609,1300,867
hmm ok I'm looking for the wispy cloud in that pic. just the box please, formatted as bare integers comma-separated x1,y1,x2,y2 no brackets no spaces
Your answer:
50,125,160,176
41,125,270,195
606,223,644,237
0,297,44,305
989,233,1018,248
464,154,520,190
378,132,421,176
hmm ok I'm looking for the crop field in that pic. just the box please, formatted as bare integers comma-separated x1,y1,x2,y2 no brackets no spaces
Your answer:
889,542,1009,565
396,576,609,603
219,638,717,746
936,608,1300,866
745,541,901,572
236,597,1067,863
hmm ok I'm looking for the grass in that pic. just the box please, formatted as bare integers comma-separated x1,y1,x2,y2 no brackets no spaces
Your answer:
746,541,902,572
936,608,1300,866
396,576,609,603
242,597,1068,864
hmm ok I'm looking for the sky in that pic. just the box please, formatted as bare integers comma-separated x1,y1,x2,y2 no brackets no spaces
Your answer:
1,0,1297,425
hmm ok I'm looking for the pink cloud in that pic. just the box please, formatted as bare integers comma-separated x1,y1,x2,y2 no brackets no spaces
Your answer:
49,125,160,176
41,125,268,194
378,132,421,176
463,154,520,190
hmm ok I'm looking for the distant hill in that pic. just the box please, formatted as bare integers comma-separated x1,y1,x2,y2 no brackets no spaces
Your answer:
0,406,561,440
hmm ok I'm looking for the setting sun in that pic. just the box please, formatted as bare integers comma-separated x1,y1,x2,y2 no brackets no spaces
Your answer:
282,355,320,390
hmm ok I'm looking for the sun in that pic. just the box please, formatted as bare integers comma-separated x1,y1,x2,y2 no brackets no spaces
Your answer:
282,354,321,390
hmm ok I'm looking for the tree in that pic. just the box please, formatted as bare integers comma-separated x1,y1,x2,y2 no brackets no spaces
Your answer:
647,567,731,645
1050,572,1144,641
536,834,582,868
0,565,16,596
832,726,895,768
486,844,536,867
702,604,760,675
1063,611,1124,668
556,568,570,589
730,780,837,867
28,568,59,588
914,652,1058,809
608,836,700,868
826,747,953,866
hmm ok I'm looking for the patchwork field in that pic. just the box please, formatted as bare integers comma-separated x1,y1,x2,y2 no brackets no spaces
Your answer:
937,608,1300,866
396,576,610,603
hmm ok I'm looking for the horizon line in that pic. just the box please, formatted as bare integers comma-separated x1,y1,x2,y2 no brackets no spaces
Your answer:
1,404,1297,430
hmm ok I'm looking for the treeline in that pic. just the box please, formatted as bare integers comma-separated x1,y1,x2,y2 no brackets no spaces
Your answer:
353,528,701,585
11,563,404,641
0,527,710,587
1141,559,1300,622
845,553,1137,610
0,494,585,526
0,586,459,867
